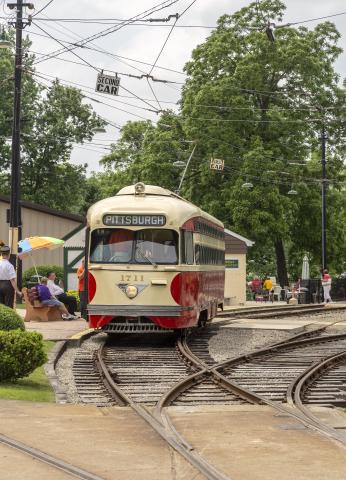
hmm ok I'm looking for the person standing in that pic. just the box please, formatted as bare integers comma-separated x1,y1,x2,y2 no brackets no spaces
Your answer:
0,245,22,308
77,259,85,306
47,271,77,317
322,269,332,303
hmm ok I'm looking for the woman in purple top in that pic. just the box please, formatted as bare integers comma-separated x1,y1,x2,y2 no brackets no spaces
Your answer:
38,278,74,320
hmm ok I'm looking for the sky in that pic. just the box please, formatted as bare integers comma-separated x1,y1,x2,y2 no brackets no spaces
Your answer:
2,0,346,174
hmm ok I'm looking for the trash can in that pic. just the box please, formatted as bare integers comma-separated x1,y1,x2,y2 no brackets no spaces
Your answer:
27,274,41,289
298,288,309,304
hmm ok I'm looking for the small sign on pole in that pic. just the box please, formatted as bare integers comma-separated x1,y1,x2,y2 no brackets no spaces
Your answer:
210,158,224,171
96,72,120,96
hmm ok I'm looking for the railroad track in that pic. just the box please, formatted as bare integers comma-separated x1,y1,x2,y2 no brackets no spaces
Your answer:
217,303,346,319
70,318,346,479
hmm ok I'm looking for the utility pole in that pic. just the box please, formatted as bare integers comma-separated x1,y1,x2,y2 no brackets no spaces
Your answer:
7,1,33,287
321,127,328,271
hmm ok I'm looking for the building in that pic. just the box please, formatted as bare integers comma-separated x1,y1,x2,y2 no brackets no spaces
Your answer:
224,229,254,305
0,195,84,271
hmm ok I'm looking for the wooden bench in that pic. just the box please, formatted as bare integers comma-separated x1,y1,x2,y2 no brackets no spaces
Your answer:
23,287,62,322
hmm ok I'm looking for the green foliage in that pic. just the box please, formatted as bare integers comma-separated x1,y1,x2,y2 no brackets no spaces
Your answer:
96,1,346,284
67,290,80,311
0,305,25,331
0,331,47,381
0,33,104,213
23,265,64,287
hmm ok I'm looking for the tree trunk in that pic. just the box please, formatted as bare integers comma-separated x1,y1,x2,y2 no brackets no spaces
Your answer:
275,239,289,287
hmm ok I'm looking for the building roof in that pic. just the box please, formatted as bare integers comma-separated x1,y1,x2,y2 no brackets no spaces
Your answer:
0,195,85,223
224,228,255,247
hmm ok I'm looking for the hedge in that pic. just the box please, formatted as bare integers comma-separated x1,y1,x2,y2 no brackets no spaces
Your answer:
0,304,25,331
23,265,64,287
0,331,47,381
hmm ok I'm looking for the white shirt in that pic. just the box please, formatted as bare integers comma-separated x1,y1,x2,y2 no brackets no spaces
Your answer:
0,259,16,281
47,279,64,296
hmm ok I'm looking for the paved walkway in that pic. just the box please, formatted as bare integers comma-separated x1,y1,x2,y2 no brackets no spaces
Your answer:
0,401,345,480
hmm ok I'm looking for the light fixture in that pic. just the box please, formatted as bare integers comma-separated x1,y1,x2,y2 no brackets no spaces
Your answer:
125,285,138,299
134,182,145,195
173,160,185,168
92,126,107,133
288,185,298,195
242,177,253,189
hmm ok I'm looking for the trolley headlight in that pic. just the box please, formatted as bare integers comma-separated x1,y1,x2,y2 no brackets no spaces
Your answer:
125,285,138,299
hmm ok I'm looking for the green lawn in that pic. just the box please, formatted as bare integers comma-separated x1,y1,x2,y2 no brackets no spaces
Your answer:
0,341,55,402
15,303,26,310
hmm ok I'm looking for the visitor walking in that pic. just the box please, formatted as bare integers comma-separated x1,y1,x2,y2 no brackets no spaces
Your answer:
322,269,332,303
77,259,85,306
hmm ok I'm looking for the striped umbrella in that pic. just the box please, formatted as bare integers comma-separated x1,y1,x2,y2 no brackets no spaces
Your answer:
18,236,65,279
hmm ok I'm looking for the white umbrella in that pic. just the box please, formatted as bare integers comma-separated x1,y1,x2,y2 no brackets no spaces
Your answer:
301,255,310,280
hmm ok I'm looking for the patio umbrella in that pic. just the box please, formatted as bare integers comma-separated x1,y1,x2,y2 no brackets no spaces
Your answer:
301,254,310,280
18,236,65,279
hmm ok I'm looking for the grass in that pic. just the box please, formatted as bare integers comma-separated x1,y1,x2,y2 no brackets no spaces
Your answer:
15,303,26,310
0,341,55,402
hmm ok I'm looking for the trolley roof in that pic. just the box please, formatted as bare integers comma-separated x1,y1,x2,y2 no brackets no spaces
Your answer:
87,184,223,229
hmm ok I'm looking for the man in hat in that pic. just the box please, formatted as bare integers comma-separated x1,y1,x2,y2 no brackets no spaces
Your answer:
0,246,22,308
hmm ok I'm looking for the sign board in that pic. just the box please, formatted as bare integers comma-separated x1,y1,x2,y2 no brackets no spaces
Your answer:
210,158,224,171
96,73,120,96
103,214,166,227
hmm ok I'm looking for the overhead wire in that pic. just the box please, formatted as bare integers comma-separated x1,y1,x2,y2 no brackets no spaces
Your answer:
32,0,182,65
32,0,55,18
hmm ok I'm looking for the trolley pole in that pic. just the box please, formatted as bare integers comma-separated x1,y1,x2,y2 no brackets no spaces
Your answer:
7,0,33,286
321,127,327,271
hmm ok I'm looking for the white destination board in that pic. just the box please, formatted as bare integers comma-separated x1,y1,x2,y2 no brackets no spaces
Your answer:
96,73,120,96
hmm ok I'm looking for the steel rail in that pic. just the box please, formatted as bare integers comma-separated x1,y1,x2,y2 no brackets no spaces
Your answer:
0,433,105,480
96,342,232,480
217,304,346,319
179,329,346,445
286,350,346,443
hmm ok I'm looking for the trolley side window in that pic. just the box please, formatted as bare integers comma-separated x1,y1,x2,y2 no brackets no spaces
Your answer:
134,229,178,264
90,229,134,263
181,230,194,265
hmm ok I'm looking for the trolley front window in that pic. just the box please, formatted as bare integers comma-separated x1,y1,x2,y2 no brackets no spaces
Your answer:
90,228,178,264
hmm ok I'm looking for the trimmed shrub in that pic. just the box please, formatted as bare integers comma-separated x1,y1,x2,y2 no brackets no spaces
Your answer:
66,289,81,311
23,265,64,287
0,331,47,381
0,304,25,331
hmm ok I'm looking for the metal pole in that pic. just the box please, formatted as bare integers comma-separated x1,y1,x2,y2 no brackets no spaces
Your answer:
8,0,24,287
321,127,327,271
176,143,197,195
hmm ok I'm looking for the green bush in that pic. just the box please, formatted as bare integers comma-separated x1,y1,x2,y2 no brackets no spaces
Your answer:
0,304,25,331
23,265,64,287
0,331,47,381
67,290,81,311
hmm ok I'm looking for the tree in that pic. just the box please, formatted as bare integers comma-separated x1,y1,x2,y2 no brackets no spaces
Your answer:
180,0,346,284
0,29,104,213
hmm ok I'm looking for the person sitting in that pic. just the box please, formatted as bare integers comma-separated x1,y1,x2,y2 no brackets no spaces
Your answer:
37,277,74,320
47,271,78,317
250,276,262,300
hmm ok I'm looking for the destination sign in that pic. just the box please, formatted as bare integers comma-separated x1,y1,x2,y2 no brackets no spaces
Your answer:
103,214,166,226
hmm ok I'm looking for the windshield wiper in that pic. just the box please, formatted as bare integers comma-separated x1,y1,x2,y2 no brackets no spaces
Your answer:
137,247,157,268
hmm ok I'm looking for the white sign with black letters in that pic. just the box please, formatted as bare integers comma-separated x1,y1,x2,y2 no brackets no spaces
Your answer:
96,73,120,96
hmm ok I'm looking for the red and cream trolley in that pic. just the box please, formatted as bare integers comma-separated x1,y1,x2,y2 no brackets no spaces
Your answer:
85,183,225,332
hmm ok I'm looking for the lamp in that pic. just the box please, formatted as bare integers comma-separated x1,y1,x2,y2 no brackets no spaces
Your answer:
288,185,298,195
242,177,253,189
0,28,11,49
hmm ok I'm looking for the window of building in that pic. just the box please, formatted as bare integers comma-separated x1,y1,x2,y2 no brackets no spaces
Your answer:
225,259,239,269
